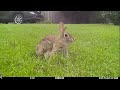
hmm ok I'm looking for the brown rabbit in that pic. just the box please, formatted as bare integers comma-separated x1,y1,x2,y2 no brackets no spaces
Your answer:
36,22,74,58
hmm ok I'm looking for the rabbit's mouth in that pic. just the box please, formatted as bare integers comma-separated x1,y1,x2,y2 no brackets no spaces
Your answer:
69,37,74,43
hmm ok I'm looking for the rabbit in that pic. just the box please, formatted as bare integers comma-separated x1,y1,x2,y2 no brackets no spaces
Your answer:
36,22,74,58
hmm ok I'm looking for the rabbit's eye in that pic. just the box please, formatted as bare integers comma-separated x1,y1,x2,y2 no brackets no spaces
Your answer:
64,34,68,37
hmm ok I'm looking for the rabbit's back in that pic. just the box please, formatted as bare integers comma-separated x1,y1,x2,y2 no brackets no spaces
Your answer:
39,35,57,51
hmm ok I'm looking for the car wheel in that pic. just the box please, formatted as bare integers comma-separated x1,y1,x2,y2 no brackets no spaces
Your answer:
14,14,24,24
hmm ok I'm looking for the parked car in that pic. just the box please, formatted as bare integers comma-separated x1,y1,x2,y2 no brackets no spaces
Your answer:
0,11,43,24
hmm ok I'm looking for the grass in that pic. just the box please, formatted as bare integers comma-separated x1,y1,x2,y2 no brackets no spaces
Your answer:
0,24,119,77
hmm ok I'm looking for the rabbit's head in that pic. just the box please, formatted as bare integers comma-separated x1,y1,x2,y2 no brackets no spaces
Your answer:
59,22,74,43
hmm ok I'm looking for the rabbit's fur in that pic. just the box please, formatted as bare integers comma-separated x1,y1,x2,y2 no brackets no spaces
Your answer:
36,22,74,58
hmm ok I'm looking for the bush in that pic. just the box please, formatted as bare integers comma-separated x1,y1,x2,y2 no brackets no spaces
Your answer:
96,11,120,25
107,11,120,25
96,12,108,24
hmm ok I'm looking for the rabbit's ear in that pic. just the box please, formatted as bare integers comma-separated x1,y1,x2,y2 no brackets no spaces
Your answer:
59,22,65,33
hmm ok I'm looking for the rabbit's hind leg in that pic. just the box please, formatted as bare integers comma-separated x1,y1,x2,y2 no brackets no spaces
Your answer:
36,46,45,59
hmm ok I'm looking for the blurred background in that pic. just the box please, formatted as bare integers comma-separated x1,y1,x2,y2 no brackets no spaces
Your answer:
0,11,120,25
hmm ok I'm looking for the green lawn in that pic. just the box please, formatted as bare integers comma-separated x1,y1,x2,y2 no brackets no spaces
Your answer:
0,24,119,77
